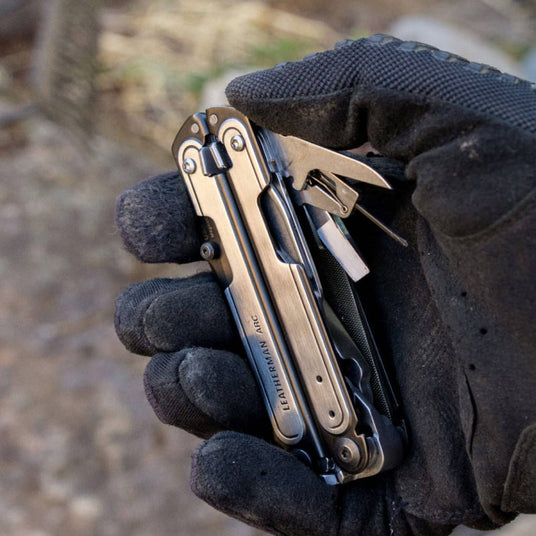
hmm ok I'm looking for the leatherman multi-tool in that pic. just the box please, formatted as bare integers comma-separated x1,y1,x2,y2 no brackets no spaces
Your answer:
173,106,407,485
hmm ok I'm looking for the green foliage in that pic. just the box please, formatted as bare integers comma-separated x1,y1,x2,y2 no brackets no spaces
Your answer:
492,39,531,62
177,37,320,98
248,37,317,67
182,66,228,96
101,36,331,102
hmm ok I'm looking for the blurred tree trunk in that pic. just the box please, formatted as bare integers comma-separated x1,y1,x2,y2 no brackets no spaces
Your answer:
33,0,102,138
0,0,40,40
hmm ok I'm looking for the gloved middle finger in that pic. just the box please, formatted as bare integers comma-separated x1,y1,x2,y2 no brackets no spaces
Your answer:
114,273,236,356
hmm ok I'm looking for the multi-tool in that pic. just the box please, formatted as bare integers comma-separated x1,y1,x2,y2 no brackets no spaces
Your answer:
173,106,407,484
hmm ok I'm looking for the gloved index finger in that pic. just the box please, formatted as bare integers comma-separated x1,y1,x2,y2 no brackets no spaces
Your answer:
116,171,202,264
225,34,536,153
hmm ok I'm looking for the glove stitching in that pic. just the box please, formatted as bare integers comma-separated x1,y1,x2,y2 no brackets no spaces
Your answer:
463,372,478,457
395,327,484,524
141,306,158,354
360,39,536,133
364,34,532,89
388,495,408,536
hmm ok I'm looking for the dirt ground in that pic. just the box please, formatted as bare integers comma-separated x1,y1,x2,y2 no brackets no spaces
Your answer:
0,1,535,535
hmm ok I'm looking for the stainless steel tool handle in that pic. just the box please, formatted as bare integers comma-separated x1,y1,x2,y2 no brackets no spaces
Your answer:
178,136,306,445
216,117,357,436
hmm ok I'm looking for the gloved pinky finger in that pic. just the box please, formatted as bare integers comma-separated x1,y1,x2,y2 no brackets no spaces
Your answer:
191,431,453,536
145,348,270,439
191,431,341,536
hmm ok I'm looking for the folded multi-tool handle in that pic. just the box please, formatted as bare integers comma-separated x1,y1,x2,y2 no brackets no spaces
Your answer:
172,106,405,484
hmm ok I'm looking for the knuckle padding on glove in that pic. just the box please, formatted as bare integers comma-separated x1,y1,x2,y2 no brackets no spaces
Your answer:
226,35,536,149
115,171,201,264
115,273,235,356
409,123,536,237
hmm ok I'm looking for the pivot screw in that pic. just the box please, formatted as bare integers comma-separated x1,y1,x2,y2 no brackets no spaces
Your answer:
182,158,197,174
334,438,362,472
200,242,219,260
230,135,245,151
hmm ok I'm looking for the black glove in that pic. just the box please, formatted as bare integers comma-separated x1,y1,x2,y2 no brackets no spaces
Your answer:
114,35,536,536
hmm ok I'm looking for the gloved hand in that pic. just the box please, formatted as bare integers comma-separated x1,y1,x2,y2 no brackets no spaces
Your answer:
114,35,536,536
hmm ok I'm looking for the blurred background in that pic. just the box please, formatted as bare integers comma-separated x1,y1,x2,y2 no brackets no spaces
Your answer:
0,1,535,535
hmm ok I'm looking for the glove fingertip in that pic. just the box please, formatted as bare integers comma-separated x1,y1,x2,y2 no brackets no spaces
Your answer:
179,348,268,436
143,280,235,352
114,282,156,356
143,352,180,424
115,171,201,264
144,351,222,437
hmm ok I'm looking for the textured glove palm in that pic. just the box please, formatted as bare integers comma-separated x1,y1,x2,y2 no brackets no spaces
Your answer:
115,35,536,536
